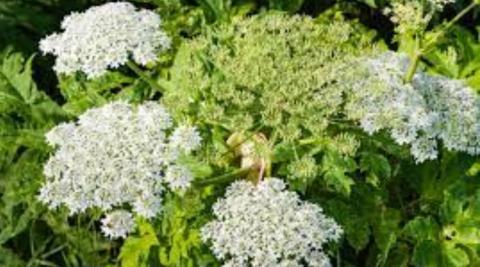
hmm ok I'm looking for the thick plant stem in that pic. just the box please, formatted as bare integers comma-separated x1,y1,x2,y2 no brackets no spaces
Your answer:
193,168,251,187
126,61,165,93
404,34,422,83
405,51,421,83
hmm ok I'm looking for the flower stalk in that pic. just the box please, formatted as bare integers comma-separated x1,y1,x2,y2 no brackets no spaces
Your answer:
193,168,251,187
404,2,478,82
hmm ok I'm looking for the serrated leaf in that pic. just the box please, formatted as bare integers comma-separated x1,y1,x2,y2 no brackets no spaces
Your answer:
177,154,213,179
119,219,160,267
323,169,355,196
321,151,356,195
360,152,391,187
0,51,43,104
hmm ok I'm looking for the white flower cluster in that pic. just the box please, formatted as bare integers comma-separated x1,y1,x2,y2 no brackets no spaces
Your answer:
345,51,480,163
101,210,135,239
39,101,201,238
201,178,342,267
384,0,454,34
39,2,171,78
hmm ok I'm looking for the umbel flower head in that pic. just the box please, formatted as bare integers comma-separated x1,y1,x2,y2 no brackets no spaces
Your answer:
201,178,342,267
39,101,201,237
383,0,454,35
344,52,480,163
39,2,170,78
163,13,377,142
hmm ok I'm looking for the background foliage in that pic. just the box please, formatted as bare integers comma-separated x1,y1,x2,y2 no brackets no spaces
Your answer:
2,0,480,266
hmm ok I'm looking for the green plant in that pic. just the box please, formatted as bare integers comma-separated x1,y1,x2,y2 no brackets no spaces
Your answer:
1,1,480,267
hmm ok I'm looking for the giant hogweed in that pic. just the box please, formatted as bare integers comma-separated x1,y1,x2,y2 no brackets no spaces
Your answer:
164,12,379,140
163,13,384,195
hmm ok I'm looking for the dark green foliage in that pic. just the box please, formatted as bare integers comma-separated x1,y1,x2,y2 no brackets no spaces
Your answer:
0,49,115,266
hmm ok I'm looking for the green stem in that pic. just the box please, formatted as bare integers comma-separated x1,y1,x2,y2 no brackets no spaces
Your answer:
193,168,251,187
126,61,165,93
404,51,421,83
404,2,477,82
41,244,67,259
447,2,476,27
404,33,422,83
425,1,477,50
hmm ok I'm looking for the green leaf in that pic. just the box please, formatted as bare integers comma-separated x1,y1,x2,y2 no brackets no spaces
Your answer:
272,142,296,163
360,0,377,7
196,0,231,21
0,49,67,121
321,151,356,195
443,245,469,267
119,219,160,267
0,150,44,245
425,47,460,78
326,200,370,251
384,243,410,267
323,168,355,196
440,191,464,224
177,154,213,179
58,72,133,115
412,240,441,267
403,216,440,242
0,52,42,104
360,152,391,187
371,208,401,265
0,50,67,155
0,246,25,267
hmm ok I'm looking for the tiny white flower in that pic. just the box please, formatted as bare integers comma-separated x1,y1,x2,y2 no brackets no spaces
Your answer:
346,51,480,163
132,194,163,219
201,178,342,267
40,2,171,78
101,210,135,239
164,165,193,192
45,122,75,146
40,101,202,238
169,125,202,153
